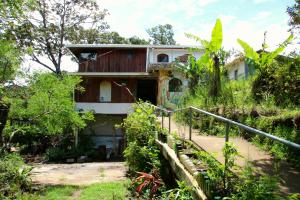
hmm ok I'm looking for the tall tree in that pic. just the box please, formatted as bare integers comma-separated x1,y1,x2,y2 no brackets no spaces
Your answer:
146,24,176,45
0,0,24,145
128,36,150,45
69,30,127,44
186,19,224,97
6,73,94,147
4,0,108,74
69,29,150,45
287,0,300,33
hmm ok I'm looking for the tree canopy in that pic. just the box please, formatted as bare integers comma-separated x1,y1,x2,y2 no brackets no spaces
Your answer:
5,73,93,142
4,0,108,74
146,24,176,45
287,0,300,33
69,30,149,45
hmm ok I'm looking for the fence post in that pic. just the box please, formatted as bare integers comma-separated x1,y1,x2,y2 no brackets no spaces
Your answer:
225,123,230,143
168,112,171,134
161,110,164,129
189,107,192,141
224,122,230,191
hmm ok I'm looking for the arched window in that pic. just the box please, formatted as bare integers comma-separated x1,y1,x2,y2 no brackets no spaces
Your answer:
169,78,182,92
100,81,111,102
157,54,169,62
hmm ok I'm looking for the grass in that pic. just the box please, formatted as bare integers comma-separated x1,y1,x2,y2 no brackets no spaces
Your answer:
20,181,129,200
78,181,129,200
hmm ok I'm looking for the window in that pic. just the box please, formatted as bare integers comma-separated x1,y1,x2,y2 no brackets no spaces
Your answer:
100,81,111,102
79,52,97,62
234,69,238,80
169,78,182,92
157,54,169,62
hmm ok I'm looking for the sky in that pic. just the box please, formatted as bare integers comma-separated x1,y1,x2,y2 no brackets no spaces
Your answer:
28,0,297,72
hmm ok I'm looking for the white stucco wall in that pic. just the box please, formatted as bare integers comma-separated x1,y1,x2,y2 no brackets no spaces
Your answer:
148,48,202,63
228,61,246,80
76,103,132,114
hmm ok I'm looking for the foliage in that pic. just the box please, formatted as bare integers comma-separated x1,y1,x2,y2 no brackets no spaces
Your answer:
69,28,150,45
0,40,22,143
45,134,97,162
230,164,280,200
120,102,162,173
4,73,94,148
163,181,193,200
0,40,21,86
195,142,239,194
3,0,108,74
251,56,300,105
132,170,163,198
0,151,32,199
287,0,300,33
128,36,150,45
0,0,28,145
146,24,176,45
185,19,228,98
237,33,293,71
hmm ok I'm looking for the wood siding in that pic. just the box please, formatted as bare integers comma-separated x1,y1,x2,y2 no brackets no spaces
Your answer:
75,77,137,103
78,48,147,72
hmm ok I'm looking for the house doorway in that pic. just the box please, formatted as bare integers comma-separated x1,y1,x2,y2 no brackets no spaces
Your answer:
136,79,157,105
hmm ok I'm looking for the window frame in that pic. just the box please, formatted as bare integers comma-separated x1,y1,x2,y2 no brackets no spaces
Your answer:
157,54,169,63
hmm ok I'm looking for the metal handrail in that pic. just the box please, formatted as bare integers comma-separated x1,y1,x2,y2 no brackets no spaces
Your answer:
150,103,300,150
189,106,300,150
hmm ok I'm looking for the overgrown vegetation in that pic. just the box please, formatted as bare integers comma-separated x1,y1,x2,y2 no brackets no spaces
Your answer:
176,19,300,167
0,150,32,199
120,102,162,173
120,102,193,199
3,73,94,155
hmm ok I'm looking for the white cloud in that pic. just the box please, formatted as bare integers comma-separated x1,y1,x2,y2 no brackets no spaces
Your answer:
23,0,294,73
253,0,270,4
252,11,272,21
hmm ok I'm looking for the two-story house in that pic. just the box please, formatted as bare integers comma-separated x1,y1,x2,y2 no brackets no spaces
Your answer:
66,44,202,159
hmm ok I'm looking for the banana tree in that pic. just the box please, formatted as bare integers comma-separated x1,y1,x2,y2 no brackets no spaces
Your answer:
186,19,224,97
237,33,294,71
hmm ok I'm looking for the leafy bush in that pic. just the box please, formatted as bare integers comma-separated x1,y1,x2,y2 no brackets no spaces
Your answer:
120,102,162,173
163,180,194,200
252,58,300,106
0,151,32,199
45,134,97,162
230,164,280,200
4,73,94,150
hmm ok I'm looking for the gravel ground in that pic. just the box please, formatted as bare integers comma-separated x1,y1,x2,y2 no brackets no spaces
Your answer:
30,162,127,186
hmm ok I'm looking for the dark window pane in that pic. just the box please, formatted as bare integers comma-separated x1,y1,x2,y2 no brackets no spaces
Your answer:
157,54,169,62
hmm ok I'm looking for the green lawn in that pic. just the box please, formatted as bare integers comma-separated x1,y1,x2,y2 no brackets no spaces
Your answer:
20,181,129,200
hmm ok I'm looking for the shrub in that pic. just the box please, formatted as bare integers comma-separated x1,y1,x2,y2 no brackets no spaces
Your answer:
0,150,32,199
120,102,162,173
230,164,280,200
45,134,97,162
163,180,194,200
252,59,300,106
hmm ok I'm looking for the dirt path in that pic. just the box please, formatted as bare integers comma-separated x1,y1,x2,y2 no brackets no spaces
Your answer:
160,117,300,195
30,162,127,186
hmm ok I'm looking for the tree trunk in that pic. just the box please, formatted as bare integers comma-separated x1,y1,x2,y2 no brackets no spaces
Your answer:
0,102,10,146
209,55,221,98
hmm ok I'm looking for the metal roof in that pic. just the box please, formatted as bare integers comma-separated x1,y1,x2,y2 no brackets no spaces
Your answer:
65,44,201,49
